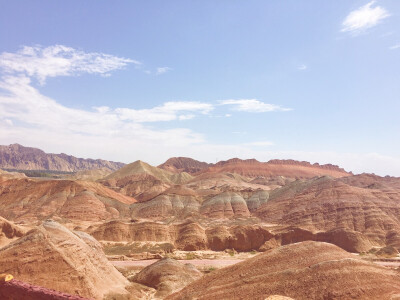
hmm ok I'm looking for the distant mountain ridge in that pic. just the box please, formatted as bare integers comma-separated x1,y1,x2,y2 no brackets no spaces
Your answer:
159,157,351,178
0,144,124,172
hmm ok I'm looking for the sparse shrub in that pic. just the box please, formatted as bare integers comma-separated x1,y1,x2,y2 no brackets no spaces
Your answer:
159,243,175,254
205,266,216,273
185,252,197,260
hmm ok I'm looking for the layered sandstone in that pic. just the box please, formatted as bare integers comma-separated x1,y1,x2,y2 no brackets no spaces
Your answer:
256,175,400,249
90,219,381,253
131,194,200,219
0,177,135,222
200,192,250,218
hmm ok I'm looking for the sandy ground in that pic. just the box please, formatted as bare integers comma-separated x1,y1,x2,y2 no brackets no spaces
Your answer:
112,258,244,268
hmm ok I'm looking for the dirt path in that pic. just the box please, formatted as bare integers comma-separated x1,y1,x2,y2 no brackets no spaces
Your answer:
112,259,244,268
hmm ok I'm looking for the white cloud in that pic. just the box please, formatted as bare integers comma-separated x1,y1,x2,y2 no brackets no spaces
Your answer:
156,67,172,75
389,44,400,50
115,101,213,123
178,114,195,121
0,75,209,165
0,45,138,84
341,1,390,35
298,64,307,70
219,99,292,112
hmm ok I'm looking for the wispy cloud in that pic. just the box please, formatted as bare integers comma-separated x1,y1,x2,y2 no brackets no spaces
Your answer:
219,99,291,112
341,1,390,35
245,141,274,147
389,44,400,50
0,45,138,84
156,67,172,75
114,101,213,122
298,64,307,70
0,76,206,147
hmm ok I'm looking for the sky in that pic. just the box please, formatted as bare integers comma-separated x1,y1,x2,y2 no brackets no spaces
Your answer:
0,0,400,176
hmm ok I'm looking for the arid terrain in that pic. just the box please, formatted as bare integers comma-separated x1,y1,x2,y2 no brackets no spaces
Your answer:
0,144,400,299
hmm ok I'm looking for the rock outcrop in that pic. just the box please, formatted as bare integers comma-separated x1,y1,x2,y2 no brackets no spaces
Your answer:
0,220,129,299
0,144,124,171
131,194,200,219
200,192,250,218
207,225,273,251
167,241,400,300
91,219,382,253
0,217,27,248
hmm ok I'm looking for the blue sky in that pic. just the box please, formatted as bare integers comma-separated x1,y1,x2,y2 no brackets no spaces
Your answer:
0,1,400,176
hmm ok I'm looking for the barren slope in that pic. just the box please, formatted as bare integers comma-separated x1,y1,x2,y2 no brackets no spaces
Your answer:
167,241,400,300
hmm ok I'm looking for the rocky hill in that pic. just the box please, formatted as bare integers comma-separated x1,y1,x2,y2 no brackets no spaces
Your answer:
159,157,351,178
167,241,400,300
0,144,124,172
0,176,135,222
158,157,210,173
256,175,400,249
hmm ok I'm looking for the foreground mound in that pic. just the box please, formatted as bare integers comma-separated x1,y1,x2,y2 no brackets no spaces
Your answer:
0,220,129,299
167,241,400,300
0,278,89,300
133,258,202,298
